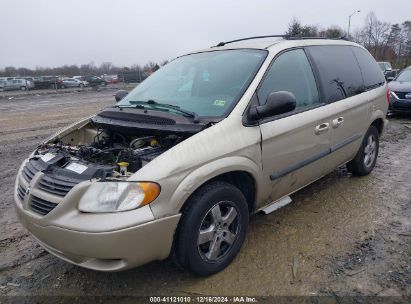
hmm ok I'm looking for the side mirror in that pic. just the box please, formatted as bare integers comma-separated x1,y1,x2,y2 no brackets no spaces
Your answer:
114,90,128,102
249,91,296,120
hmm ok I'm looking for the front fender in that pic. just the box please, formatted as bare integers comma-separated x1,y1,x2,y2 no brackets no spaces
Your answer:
149,156,265,219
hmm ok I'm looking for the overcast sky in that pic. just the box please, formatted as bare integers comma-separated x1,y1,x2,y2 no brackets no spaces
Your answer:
1,0,409,69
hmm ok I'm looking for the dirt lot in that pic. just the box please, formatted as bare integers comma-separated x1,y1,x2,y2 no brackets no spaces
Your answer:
0,90,410,299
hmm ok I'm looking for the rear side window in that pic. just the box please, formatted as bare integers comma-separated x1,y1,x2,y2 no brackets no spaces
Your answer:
307,45,364,103
351,47,385,90
257,49,319,108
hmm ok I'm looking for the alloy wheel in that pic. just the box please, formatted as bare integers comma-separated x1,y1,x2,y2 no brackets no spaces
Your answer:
364,134,376,167
197,201,240,262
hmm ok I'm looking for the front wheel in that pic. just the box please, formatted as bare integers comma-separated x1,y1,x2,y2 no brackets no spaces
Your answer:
20,86,26,91
174,181,249,276
347,126,379,176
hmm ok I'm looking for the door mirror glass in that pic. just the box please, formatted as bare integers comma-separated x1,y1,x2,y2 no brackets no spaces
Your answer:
249,91,296,120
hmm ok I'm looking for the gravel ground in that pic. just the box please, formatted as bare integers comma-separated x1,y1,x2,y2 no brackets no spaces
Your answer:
0,91,410,300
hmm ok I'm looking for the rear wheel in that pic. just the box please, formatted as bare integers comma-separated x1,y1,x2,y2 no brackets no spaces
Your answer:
174,181,249,276
347,126,379,176
20,86,26,91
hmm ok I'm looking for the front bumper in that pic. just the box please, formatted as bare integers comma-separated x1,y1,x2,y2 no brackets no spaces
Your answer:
389,99,411,113
14,160,181,271
15,205,180,271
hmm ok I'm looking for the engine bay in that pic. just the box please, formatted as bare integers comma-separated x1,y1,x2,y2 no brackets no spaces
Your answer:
32,121,188,182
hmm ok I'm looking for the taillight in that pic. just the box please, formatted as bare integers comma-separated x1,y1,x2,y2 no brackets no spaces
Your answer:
386,88,391,104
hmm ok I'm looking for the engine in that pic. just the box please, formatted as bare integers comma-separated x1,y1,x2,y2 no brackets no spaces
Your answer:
33,127,184,181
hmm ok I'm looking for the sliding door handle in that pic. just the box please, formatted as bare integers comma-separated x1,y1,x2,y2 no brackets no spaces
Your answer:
315,123,330,135
332,117,344,128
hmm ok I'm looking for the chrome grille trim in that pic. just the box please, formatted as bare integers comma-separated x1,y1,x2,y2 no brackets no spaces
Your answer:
21,161,41,183
17,184,25,202
38,175,78,196
29,195,58,216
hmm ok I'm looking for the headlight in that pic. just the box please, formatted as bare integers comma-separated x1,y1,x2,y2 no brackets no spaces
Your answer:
78,182,160,213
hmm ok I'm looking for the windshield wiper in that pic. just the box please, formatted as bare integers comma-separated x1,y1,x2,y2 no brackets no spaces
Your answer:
145,99,200,123
124,100,200,123
116,102,145,109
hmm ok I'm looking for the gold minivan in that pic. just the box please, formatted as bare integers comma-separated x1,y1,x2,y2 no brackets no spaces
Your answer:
14,36,389,276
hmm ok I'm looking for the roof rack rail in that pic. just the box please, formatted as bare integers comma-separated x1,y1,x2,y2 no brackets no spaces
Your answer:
214,35,348,47
215,35,289,47
287,36,349,41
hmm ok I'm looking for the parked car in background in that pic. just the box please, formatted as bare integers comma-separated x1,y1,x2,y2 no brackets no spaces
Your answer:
101,74,118,84
377,61,398,81
33,76,63,89
83,76,107,87
0,78,34,91
388,66,411,114
117,70,146,83
378,61,392,73
61,78,88,88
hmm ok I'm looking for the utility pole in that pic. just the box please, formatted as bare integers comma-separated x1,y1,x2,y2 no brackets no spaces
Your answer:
348,10,361,39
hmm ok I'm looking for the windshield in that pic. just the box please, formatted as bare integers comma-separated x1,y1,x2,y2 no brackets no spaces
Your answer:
396,69,411,82
118,49,267,117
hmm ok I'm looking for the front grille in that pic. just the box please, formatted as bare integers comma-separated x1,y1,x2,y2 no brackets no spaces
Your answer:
17,184,26,202
21,161,41,183
38,175,79,196
394,92,411,100
29,195,58,216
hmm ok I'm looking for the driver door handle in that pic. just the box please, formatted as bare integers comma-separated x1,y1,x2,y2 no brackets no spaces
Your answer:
332,117,344,128
315,123,330,135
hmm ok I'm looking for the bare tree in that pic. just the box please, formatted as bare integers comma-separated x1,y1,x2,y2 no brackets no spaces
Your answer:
100,62,113,74
356,12,391,60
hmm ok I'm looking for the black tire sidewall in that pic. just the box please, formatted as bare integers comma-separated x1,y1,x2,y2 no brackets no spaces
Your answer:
348,126,379,176
177,182,249,276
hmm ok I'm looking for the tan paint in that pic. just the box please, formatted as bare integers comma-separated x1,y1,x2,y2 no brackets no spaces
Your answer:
14,38,388,271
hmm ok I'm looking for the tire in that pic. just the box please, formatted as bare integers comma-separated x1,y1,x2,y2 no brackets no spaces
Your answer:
174,181,249,276
20,86,26,91
347,126,379,176
60,84,65,89
79,83,84,88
